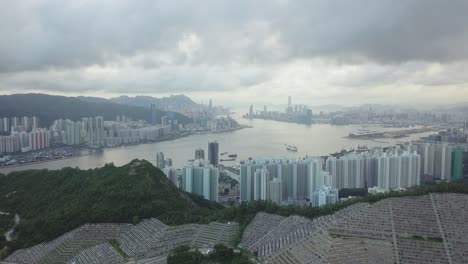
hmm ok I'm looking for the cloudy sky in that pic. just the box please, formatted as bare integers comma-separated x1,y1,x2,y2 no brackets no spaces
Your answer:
1,0,468,107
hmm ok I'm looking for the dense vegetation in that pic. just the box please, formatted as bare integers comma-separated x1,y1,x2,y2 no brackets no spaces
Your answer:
167,244,253,264
0,160,217,251
0,214,14,236
0,93,191,126
1,159,468,260
338,187,368,198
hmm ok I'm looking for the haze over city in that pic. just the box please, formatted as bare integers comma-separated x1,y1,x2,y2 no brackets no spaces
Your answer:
1,0,468,106
2,1,468,264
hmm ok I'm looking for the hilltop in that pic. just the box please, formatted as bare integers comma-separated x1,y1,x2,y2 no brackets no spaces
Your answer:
0,94,191,126
110,94,200,109
0,160,220,253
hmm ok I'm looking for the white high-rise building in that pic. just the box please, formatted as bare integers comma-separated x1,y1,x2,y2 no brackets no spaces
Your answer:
28,129,50,151
240,158,324,203
0,135,20,154
83,116,104,146
310,185,339,207
269,178,283,205
64,120,82,145
326,153,366,189
163,167,178,187
11,117,19,132
405,142,454,181
326,149,421,190
2,118,9,133
31,116,39,130
181,161,219,202
22,116,30,132
377,151,420,189
254,168,270,200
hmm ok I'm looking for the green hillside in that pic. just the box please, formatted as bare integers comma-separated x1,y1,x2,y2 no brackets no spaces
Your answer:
0,93,192,126
1,159,468,260
0,160,219,251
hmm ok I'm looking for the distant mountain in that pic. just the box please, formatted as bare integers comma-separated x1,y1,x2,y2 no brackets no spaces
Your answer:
109,94,201,110
0,94,191,126
76,96,112,104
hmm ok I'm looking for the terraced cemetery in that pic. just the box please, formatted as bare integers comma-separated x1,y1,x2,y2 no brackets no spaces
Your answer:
5,220,238,264
240,193,468,264
4,193,468,263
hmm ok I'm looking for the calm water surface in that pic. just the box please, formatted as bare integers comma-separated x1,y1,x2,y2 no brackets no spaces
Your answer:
0,115,435,174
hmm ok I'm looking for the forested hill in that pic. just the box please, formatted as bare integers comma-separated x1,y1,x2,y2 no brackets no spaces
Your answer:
110,94,200,109
0,160,220,251
0,93,192,126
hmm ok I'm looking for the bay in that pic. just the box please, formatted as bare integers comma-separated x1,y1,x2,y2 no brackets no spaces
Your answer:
0,114,435,174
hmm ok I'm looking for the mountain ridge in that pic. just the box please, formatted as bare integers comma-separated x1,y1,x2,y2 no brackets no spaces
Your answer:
0,93,191,126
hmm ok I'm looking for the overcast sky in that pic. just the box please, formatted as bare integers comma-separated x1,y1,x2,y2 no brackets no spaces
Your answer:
1,0,468,107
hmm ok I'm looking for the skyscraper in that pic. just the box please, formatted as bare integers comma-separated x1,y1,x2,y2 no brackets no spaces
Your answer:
254,168,270,200
163,167,178,187
28,129,50,151
64,120,82,145
22,116,30,131
240,158,324,203
310,185,339,207
195,148,205,160
2,118,9,133
208,141,219,166
31,116,39,130
269,178,283,205
150,103,157,125
181,161,219,202
161,116,168,126
156,152,165,169
377,151,420,189
11,117,19,132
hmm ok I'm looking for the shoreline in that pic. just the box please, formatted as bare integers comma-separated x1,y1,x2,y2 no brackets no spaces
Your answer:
0,126,248,170
0,152,91,170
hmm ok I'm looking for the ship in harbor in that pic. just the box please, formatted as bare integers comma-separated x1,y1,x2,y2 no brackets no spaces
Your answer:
220,158,236,162
286,145,298,152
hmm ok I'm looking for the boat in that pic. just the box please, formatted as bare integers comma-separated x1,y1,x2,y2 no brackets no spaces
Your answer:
286,145,298,152
228,154,237,158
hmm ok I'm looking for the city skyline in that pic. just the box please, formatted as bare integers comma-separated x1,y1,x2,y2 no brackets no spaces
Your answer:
1,1,468,106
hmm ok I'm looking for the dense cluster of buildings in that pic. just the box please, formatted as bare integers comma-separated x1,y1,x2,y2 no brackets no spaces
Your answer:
180,160,219,202
0,116,50,154
0,116,39,134
158,141,222,202
326,150,421,190
240,158,330,205
246,96,313,125
404,141,468,182
238,141,468,207
50,116,173,148
156,138,468,208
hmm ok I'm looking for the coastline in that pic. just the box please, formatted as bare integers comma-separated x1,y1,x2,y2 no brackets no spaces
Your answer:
0,152,91,170
0,126,248,171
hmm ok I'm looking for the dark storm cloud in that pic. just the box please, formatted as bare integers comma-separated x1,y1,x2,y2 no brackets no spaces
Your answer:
1,0,468,73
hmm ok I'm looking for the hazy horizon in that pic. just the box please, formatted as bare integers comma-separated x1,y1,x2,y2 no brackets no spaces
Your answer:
1,1,468,106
